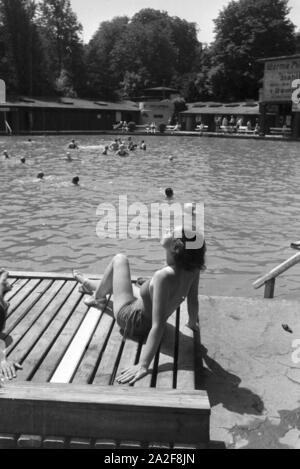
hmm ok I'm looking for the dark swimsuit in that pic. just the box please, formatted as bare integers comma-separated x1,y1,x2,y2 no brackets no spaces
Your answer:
116,280,152,339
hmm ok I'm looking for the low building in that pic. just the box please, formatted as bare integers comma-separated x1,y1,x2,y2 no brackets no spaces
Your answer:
0,97,140,134
258,54,300,137
180,101,260,131
132,87,180,126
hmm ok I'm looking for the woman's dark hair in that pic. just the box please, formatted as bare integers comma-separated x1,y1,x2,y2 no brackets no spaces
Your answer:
170,229,206,271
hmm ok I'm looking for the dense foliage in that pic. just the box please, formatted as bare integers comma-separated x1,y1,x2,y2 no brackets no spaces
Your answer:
0,0,297,101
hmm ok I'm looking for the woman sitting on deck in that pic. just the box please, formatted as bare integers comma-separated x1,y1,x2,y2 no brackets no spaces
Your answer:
73,227,206,384
0,270,22,381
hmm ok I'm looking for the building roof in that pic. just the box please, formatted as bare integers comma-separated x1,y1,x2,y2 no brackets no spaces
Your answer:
257,54,300,63
144,87,179,92
181,101,260,115
0,97,140,112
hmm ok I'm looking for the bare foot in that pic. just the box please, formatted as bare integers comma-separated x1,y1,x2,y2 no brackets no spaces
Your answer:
84,295,107,310
72,270,94,295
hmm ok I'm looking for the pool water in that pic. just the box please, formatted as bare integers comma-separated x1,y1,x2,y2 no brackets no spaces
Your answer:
1,135,300,299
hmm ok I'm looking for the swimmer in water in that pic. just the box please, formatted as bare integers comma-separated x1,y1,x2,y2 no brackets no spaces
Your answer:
37,172,44,180
109,139,119,152
72,176,80,186
3,150,9,159
68,139,79,150
140,140,147,150
65,152,73,161
102,145,109,155
127,137,137,151
116,144,129,157
169,155,174,162
165,187,174,199
20,157,26,164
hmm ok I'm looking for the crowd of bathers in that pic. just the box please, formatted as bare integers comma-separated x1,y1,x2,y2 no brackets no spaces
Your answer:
103,137,147,157
2,135,148,187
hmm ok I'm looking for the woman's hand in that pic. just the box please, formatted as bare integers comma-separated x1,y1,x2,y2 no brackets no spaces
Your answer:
0,359,22,381
116,364,148,385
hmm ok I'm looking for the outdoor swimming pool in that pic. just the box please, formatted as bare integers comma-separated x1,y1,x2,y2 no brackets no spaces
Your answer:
1,134,300,299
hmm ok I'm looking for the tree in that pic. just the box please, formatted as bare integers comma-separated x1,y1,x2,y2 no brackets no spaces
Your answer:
84,16,129,99
85,9,202,99
0,0,53,96
36,0,85,96
210,0,296,101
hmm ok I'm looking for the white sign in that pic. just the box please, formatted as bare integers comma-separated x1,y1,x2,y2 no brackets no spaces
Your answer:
0,79,6,103
263,58,300,102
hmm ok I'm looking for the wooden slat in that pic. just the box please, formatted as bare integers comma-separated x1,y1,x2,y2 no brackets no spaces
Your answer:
43,436,67,448
0,434,17,448
50,306,102,383
155,310,177,389
17,435,42,448
4,279,29,302
92,302,124,386
72,309,114,384
6,280,65,356
0,382,210,445
94,439,117,449
15,283,79,380
5,280,53,337
176,303,195,389
5,279,41,320
119,440,143,449
33,296,89,383
148,442,173,449
112,285,141,384
9,281,74,366
69,438,92,449
9,271,139,282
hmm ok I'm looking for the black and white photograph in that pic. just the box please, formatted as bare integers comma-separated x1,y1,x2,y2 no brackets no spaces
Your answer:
1,0,300,453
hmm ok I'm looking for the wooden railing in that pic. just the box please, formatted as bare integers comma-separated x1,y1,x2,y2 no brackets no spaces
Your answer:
253,251,300,298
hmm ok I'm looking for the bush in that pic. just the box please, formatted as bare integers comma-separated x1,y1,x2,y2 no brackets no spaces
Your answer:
158,123,166,133
127,121,136,132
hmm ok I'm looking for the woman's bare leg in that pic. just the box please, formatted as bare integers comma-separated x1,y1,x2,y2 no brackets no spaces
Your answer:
88,254,135,316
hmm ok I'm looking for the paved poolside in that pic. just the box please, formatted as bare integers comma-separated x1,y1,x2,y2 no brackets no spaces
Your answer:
200,295,300,449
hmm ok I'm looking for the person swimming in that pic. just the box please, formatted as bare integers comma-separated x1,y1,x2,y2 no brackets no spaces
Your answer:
68,139,79,150
72,176,80,186
140,141,147,150
102,145,109,155
109,139,119,152
116,144,129,157
127,137,137,151
20,157,26,164
37,172,44,180
3,150,9,159
165,187,174,199
169,155,174,161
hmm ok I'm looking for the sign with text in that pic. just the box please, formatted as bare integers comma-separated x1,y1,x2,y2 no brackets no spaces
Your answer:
263,57,300,102
0,79,6,103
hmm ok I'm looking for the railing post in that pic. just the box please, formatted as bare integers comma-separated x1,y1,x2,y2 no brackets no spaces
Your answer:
264,278,275,299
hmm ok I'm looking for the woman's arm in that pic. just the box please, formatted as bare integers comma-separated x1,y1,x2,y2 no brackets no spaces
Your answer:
0,303,22,382
186,270,200,331
117,270,170,384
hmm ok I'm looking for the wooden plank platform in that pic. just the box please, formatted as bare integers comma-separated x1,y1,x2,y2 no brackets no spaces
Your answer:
0,271,210,448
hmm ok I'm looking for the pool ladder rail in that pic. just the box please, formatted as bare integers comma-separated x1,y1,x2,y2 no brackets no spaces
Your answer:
253,244,300,298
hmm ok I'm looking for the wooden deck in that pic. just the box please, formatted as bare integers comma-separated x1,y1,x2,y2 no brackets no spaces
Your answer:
0,271,210,449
